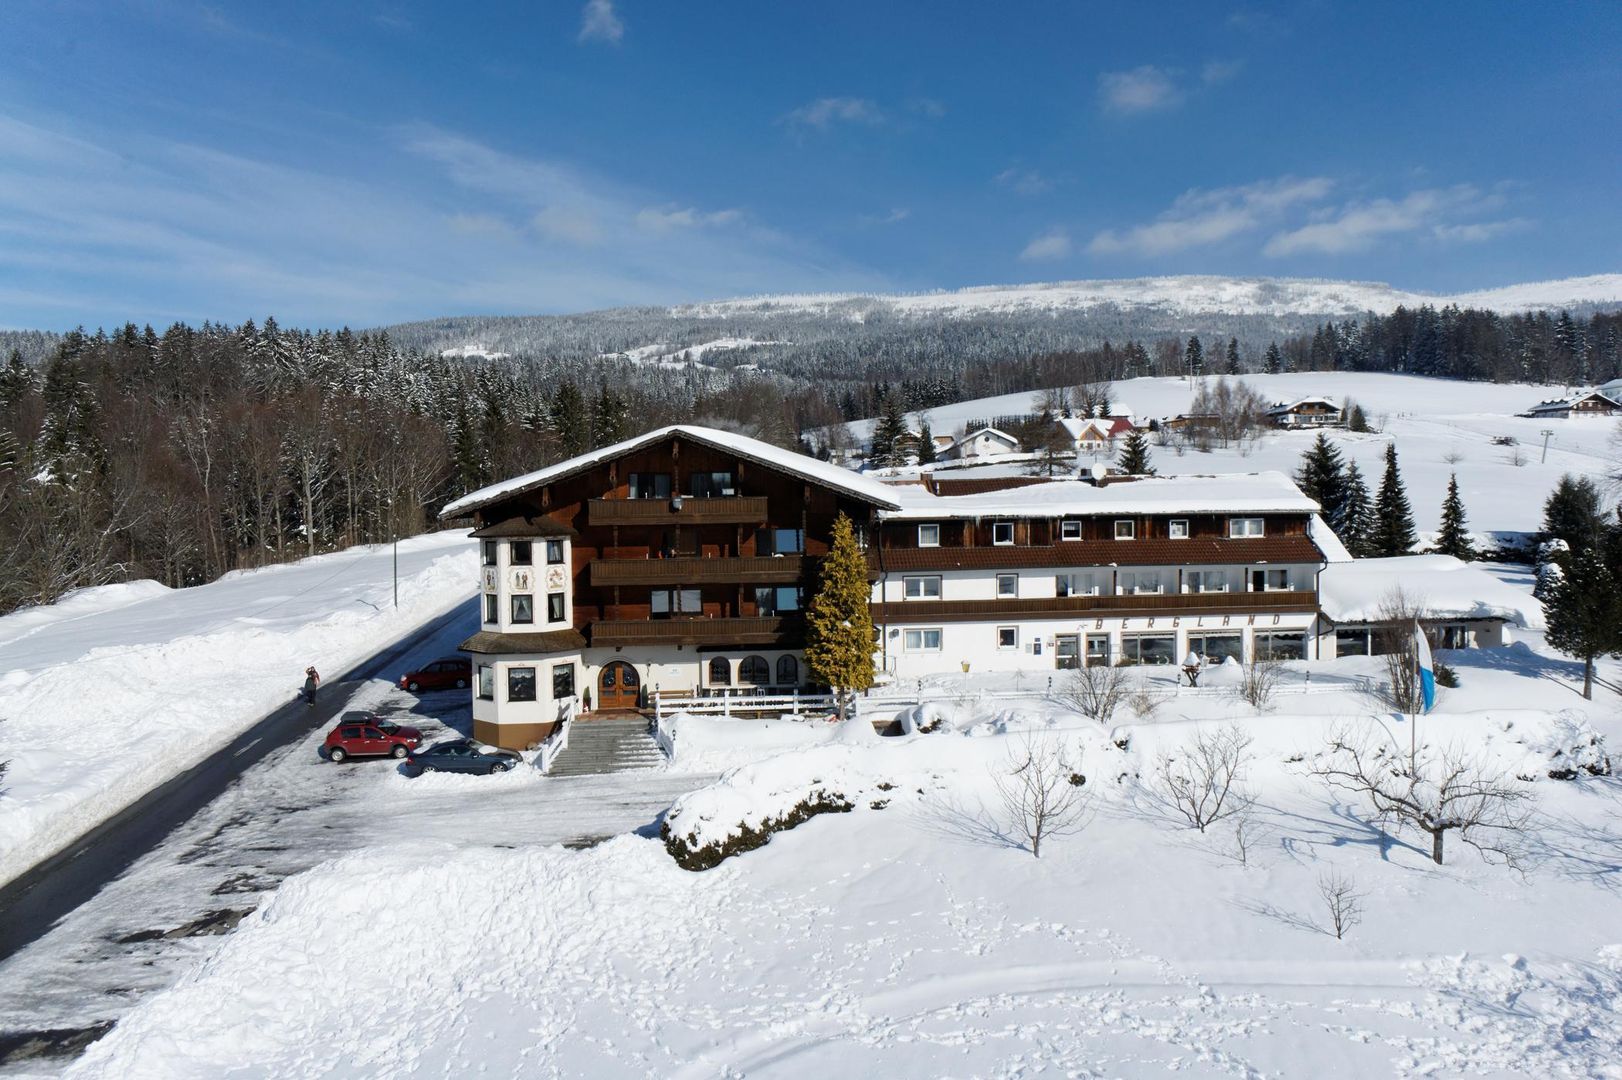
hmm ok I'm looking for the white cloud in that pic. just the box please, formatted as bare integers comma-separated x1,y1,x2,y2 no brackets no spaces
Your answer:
1089,176,1333,256
1263,185,1504,256
995,168,1053,196
578,0,623,44
1020,228,1072,261
908,97,947,118
634,205,744,233
1432,218,1531,243
1202,58,1244,85
531,205,602,246
779,97,885,129
1098,66,1182,114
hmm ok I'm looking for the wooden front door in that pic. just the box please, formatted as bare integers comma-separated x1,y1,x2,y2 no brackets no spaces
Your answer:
597,661,641,711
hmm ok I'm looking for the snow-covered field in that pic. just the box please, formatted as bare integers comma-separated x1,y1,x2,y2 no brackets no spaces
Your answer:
847,371,1620,539
52,566,1622,1078
599,336,786,369
0,532,476,889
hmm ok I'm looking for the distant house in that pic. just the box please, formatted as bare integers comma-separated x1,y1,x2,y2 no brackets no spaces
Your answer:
939,427,1022,461
1266,397,1343,429
1151,413,1220,435
1057,416,1135,455
1523,389,1622,419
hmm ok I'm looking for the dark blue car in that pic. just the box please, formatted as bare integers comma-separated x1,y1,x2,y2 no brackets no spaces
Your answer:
405,738,523,776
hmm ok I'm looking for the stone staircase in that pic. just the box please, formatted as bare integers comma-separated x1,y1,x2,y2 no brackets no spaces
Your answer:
546,715,668,777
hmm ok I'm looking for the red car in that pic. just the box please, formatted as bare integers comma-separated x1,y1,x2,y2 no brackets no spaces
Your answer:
324,713,424,762
399,657,471,693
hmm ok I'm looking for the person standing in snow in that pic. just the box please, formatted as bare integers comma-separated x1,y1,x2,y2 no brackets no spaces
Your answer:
303,666,321,707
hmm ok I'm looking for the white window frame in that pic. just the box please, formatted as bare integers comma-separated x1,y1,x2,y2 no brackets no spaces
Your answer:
1114,519,1136,540
1168,519,1189,539
917,523,940,547
1119,570,1163,595
903,575,942,600
903,627,943,652
996,626,1018,650
992,521,1015,546
996,573,1018,598
1260,568,1291,591
1229,517,1264,538
1060,519,1083,541
1056,572,1097,598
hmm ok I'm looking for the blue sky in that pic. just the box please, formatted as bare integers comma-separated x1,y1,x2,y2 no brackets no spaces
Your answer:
0,0,1618,329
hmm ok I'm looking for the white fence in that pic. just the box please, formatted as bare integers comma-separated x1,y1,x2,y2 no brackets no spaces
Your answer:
534,696,580,774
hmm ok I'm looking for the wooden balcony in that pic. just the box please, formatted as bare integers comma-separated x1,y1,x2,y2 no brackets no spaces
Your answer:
586,496,769,526
590,555,805,586
588,615,804,647
871,590,1319,624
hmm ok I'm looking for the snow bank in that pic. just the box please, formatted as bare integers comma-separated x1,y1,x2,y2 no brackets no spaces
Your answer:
0,532,475,887
1318,553,1545,627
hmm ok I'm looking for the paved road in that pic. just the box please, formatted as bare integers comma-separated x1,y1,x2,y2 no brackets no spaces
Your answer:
0,599,478,963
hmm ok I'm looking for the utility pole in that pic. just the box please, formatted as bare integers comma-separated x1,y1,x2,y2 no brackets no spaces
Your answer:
393,535,399,609
1539,429,1554,464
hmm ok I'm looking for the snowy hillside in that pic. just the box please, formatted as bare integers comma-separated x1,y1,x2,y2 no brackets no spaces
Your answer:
674,273,1622,321
841,371,1620,538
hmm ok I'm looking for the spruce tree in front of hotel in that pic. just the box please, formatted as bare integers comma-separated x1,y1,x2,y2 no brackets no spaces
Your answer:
804,513,876,719
1116,429,1154,475
1372,443,1417,556
1432,473,1474,560
1296,433,1346,525
1543,544,1622,700
1337,459,1374,557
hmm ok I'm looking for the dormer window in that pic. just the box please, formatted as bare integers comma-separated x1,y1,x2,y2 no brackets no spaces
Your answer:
1168,519,1189,539
917,523,940,547
1114,519,1136,540
1229,517,1264,538
1060,519,1083,541
992,521,1015,545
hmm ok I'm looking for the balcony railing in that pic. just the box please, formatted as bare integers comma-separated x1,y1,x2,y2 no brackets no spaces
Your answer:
871,590,1319,623
586,496,770,526
589,555,805,587
589,615,803,647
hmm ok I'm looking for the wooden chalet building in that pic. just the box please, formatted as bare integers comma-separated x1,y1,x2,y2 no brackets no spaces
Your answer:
1266,397,1344,429
441,425,1339,750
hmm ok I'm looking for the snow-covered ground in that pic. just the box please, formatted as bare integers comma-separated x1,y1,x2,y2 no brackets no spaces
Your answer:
846,371,1620,539
599,336,786,369
0,532,476,888
50,562,1622,1078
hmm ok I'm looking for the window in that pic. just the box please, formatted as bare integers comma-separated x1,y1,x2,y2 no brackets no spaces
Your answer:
917,523,940,547
507,667,537,702
1335,627,1372,657
740,655,770,686
483,593,498,624
992,521,1015,545
1186,569,1228,593
1120,634,1176,665
996,573,1018,598
1229,517,1264,538
1060,519,1083,541
552,663,576,699
759,527,804,555
1255,632,1306,661
996,626,1018,650
776,655,799,685
689,471,736,497
1168,519,1189,539
1118,570,1162,595
1187,632,1243,664
755,586,801,615
1055,634,1080,669
477,665,494,700
903,576,942,600
1056,572,1097,598
547,593,566,623
1439,624,1471,650
652,588,703,615
511,594,534,624
903,628,943,652
708,656,731,685
545,540,565,565
481,540,498,566
1114,519,1136,540
1252,568,1291,591
510,541,532,566
628,472,671,499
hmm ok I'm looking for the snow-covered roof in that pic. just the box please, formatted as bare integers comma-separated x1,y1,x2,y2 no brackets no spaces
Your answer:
440,425,905,518
1266,396,1340,414
949,426,1020,449
1318,555,1543,629
1058,416,1134,439
878,470,1319,521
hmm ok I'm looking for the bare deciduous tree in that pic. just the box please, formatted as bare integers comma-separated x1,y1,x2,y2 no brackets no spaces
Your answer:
993,733,1094,858
1236,660,1282,710
1061,662,1129,724
1374,588,1433,713
1317,870,1363,939
1311,725,1535,867
1155,724,1256,833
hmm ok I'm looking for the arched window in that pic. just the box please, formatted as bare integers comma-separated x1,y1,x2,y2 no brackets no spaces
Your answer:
708,656,731,686
776,655,799,686
740,655,770,686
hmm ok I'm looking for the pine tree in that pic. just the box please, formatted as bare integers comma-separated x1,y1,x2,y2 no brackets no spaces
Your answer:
550,382,588,457
1346,403,1371,432
869,393,910,468
1225,337,1241,375
1542,474,1606,550
1295,433,1346,526
803,513,876,718
1185,336,1204,378
588,383,630,448
1338,460,1374,557
1543,544,1622,699
1372,443,1417,556
915,417,937,464
1116,429,1154,475
1432,473,1474,559
1263,341,1282,375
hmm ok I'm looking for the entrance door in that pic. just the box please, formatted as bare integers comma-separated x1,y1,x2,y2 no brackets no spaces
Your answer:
598,661,641,711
